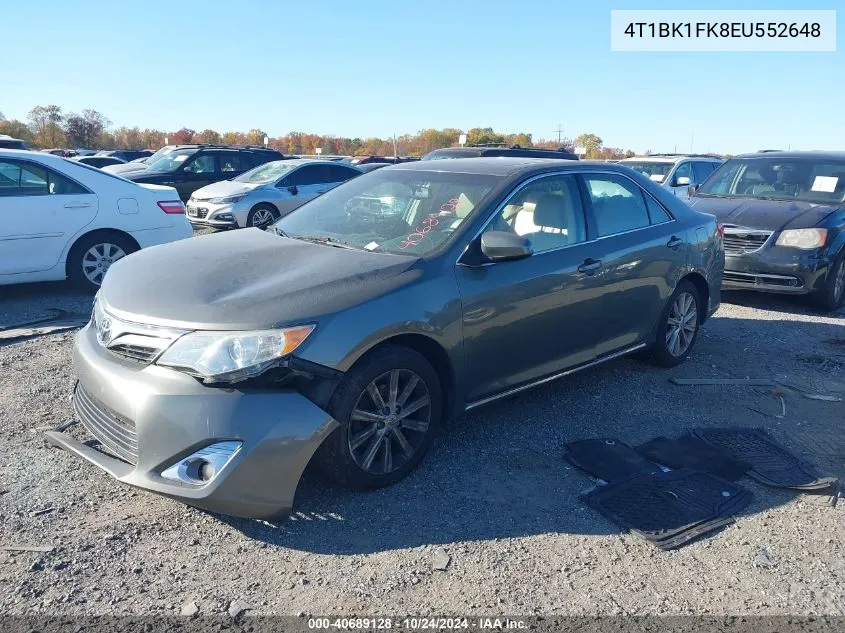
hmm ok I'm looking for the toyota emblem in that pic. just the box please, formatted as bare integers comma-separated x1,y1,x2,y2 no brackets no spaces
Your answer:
97,316,112,346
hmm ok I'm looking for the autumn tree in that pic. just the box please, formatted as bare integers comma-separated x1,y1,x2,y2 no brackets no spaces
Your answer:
0,119,32,142
239,128,264,146
574,133,603,158
141,129,165,149
504,132,532,147
169,127,195,144
222,131,245,145
28,105,65,147
197,129,221,144
466,127,504,146
65,109,110,148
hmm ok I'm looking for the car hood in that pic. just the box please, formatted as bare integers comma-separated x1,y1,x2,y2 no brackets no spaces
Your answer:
104,162,149,175
100,228,420,330
191,180,262,200
688,196,839,231
122,169,172,181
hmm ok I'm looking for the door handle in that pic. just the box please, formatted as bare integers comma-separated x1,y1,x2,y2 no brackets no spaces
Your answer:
667,236,684,249
63,202,91,209
577,258,602,275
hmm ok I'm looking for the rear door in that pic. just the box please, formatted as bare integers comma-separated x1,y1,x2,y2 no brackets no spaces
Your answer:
579,172,687,357
455,173,607,403
0,158,98,274
218,151,252,179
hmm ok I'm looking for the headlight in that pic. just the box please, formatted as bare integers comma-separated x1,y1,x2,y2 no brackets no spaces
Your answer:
776,228,828,249
209,193,249,204
157,325,314,383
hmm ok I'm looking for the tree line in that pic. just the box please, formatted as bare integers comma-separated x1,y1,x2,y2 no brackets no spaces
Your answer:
0,106,636,160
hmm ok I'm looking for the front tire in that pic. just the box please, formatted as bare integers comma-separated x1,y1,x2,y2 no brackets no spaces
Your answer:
812,254,845,312
321,345,442,490
647,280,701,367
246,204,279,230
67,233,138,292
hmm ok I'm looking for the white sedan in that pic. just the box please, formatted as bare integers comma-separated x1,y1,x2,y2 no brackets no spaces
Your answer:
0,150,192,290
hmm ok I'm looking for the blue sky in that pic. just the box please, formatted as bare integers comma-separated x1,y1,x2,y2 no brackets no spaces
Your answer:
1,0,841,154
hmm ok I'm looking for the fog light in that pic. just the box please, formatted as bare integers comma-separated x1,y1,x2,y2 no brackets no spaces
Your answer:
161,441,242,485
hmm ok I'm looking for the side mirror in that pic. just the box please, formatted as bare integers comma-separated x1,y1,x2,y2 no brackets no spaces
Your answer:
687,184,698,198
288,185,298,195
675,176,691,187
480,231,532,261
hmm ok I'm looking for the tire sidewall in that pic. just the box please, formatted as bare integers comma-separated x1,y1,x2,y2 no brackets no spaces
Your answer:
68,233,137,293
247,204,279,229
815,253,845,312
652,280,702,367
325,345,442,489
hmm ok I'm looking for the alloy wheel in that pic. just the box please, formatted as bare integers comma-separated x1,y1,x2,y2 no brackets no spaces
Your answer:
665,291,698,357
347,369,432,475
82,243,127,286
251,208,275,227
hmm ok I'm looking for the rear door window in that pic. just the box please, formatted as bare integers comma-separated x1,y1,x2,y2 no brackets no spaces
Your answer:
323,164,360,183
582,174,651,237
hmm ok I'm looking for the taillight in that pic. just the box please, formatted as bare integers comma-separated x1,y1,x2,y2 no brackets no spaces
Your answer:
157,200,185,214
716,223,725,239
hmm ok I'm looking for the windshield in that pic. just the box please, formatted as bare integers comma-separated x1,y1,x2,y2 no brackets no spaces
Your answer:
274,169,498,255
147,150,195,173
234,161,296,184
698,157,845,204
622,161,673,182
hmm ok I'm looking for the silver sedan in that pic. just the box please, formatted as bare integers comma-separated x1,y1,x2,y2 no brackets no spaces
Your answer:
186,159,363,229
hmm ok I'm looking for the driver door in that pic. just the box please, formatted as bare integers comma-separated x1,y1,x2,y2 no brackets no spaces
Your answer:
275,165,325,216
454,174,606,403
178,152,219,200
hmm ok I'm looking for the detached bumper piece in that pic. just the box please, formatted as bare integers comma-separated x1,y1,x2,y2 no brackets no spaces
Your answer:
565,438,752,550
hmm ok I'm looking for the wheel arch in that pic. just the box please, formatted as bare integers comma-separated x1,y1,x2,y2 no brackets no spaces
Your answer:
680,271,710,323
64,228,141,278
349,333,458,424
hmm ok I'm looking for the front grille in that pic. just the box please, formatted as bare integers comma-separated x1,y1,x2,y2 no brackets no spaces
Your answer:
723,270,802,288
193,208,208,219
73,384,138,465
108,342,160,363
723,228,772,256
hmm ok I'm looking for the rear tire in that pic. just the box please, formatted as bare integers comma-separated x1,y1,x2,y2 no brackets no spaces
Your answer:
812,254,845,312
647,280,702,368
67,232,138,293
246,204,279,229
320,345,442,490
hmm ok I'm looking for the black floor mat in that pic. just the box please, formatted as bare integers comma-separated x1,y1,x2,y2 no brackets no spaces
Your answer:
565,438,661,483
692,427,838,491
637,435,751,482
583,469,753,550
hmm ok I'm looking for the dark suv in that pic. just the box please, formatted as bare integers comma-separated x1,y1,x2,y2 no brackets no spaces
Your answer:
0,135,29,150
422,144,579,161
96,149,155,162
124,145,285,201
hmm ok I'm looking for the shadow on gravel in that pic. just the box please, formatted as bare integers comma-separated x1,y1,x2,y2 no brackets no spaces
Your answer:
722,289,845,319
218,311,845,555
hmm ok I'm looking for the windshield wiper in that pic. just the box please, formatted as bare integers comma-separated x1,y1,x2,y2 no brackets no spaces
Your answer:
291,234,362,250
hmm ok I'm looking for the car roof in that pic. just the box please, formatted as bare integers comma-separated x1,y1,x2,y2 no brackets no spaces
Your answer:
623,155,721,163
390,156,636,177
0,148,66,165
733,150,845,161
266,158,363,169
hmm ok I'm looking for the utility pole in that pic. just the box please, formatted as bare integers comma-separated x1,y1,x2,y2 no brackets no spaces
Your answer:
393,133,398,157
554,124,564,145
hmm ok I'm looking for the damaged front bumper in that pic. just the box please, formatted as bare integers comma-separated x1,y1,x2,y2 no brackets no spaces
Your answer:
45,323,339,519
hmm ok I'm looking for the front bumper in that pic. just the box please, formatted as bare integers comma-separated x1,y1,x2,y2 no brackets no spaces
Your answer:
722,247,834,295
185,199,249,228
45,324,338,519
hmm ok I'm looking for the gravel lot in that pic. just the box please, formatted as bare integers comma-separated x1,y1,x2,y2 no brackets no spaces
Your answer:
1,268,844,618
